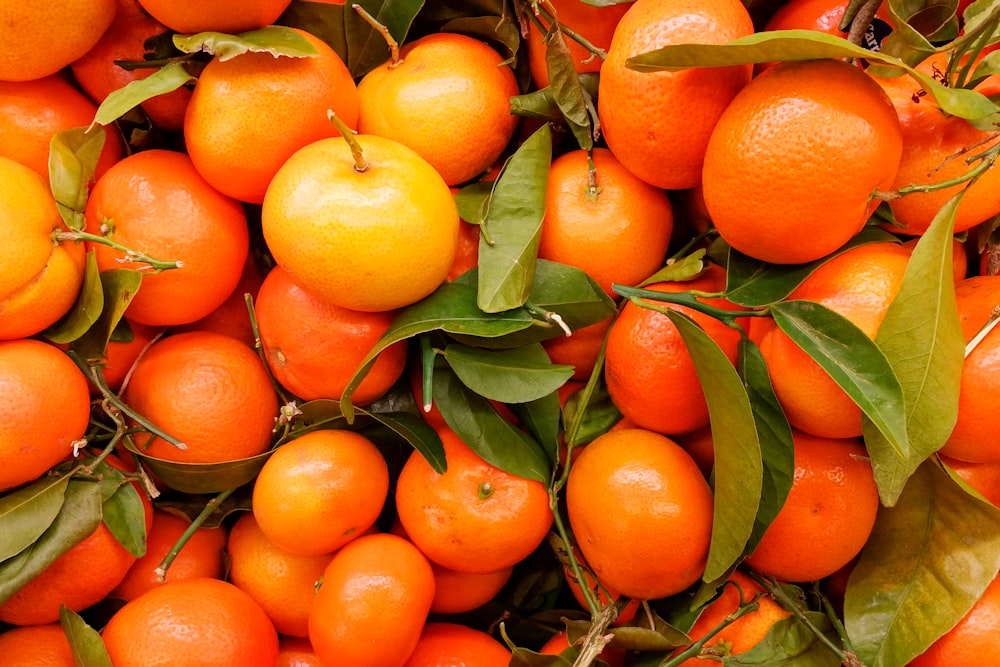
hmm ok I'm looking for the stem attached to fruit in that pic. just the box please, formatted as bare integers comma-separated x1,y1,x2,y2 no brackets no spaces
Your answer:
658,584,765,667
352,3,402,68
615,286,762,333
155,486,235,582
530,0,608,62
54,225,183,272
327,110,369,173
873,138,1000,201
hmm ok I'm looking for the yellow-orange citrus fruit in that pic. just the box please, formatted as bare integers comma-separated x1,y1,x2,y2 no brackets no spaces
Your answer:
184,28,359,204
900,235,968,283
172,254,266,348
910,573,1000,666
357,32,520,187
674,425,718,480
744,430,879,582
254,265,407,405
87,319,163,397
227,511,334,638
566,427,714,600
395,427,553,574
252,428,389,556
542,315,613,382
0,157,87,341
136,0,293,34
83,149,250,327
123,330,279,464
702,58,903,264
538,147,674,296
277,635,325,667
0,0,116,82
308,533,435,667
598,0,755,190
0,623,75,666
757,242,911,438
262,133,460,313
402,622,511,667
0,339,90,491
102,578,280,666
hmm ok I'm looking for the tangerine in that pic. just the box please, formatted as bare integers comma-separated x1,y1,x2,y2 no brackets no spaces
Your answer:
136,0,293,34
401,622,511,667
0,623,75,666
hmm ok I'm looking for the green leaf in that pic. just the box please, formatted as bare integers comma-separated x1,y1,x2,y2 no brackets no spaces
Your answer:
478,123,553,313
70,268,143,364
99,471,148,558
173,25,319,60
606,614,691,651
454,181,493,225
723,613,842,666
93,61,197,127
661,310,762,581
433,366,551,482
543,24,595,150
770,300,909,455
509,390,563,466
344,0,424,78
638,249,707,287
844,459,1000,667
48,127,105,230
510,73,600,123
562,381,622,448
123,440,273,495
362,409,446,474
862,192,965,506
44,251,104,345
444,343,574,404
277,0,349,61
60,606,113,667
0,475,71,563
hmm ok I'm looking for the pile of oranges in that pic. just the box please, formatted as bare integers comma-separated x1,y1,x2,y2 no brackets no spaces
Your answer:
2,0,1000,665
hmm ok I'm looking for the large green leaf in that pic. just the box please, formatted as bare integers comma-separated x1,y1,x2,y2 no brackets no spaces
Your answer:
844,459,1000,667
0,475,71,563
770,300,909,456
61,607,113,667
123,440,273,495
443,343,575,404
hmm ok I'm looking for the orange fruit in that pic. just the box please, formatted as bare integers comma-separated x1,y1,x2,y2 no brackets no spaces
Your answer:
673,425,717,480
308,533,435,667
227,511,334,638
757,242,911,438
183,28,359,204
136,0,293,34
604,263,745,436
401,622,511,667
0,157,87,341
873,53,1000,236
83,149,250,327
543,315,613,382
86,319,162,397
526,0,633,89
261,133,460,313
566,427,714,600
909,572,1000,666
395,427,553,574
0,0,116,82
0,623,75,666
356,32,520,187
102,577,280,666
744,430,879,583
251,428,389,556
254,264,408,405
674,570,792,666
276,635,325,667
448,218,481,282
597,0,755,190
123,330,279,464
537,147,674,296
900,235,968,283
539,630,627,666
562,554,642,626
702,58,903,264
940,454,1000,508
110,508,228,601
172,254,266,348
0,339,90,491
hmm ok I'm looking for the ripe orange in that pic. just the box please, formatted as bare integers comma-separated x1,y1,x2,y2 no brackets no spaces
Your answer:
110,508,228,601
744,430,879,583
252,428,389,556
277,635,325,667
872,53,1000,236
308,533,435,667
183,28,359,204
102,578,280,666
261,133,460,313
87,319,162,397
356,32,520,187
123,330,279,464
604,263,745,436
900,235,968,283
0,339,90,491
402,622,511,666
757,242,911,439
137,0,293,34
0,0,116,82
597,0,755,190
562,553,642,626
254,265,408,405
539,630,627,666
537,147,674,296
674,569,792,666
673,425,717,480
525,0,633,89
0,623,75,666
83,149,250,327
395,427,553,574
172,254,266,348
909,572,1000,666
940,454,1000,508
227,511,335,637
702,58,903,264
542,315,613,382
0,157,87,341
566,427,714,600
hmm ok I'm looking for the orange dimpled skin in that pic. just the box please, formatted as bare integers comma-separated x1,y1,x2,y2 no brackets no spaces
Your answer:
401,622,511,667
0,623,75,666
136,0,293,34
566,428,714,601
308,533,435,667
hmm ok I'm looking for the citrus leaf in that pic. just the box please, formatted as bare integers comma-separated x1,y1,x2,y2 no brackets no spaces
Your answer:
544,23,595,150
770,300,909,455
509,647,575,666
510,73,600,123
69,268,143,364
92,61,197,127
48,126,105,230
637,249,707,287
277,0,349,61
862,192,965,506
604,614,691,651
173,25,319,60
60,606,113,667
454,181,493,225
362,409,446,474
723,613,841,666
344,0,424,78
0,474,71,563
43,251,104,345
122,440,273,495
444,343,574,404
100,471,148,559
478,123,553,313
509,389,562,466
845,459,1000,667
662,309,762,581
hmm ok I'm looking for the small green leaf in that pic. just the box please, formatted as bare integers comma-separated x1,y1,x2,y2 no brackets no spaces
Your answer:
543,23,595,150
563,382,622,449
509,390,562,466
44,251,104,345
444,343,575,404
770,300,909,455
510,73,600,123
0,475,71,563
344,0,424,78
48,127,106,230
606,615,691,651
70,268,143,364
723,613,841,665
100,474,148,559
173,25,319,60
60,606,113,667
638,249,707,287
454,181,493,225
93,61,197,127
361,409,446,474
122,441,273,495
